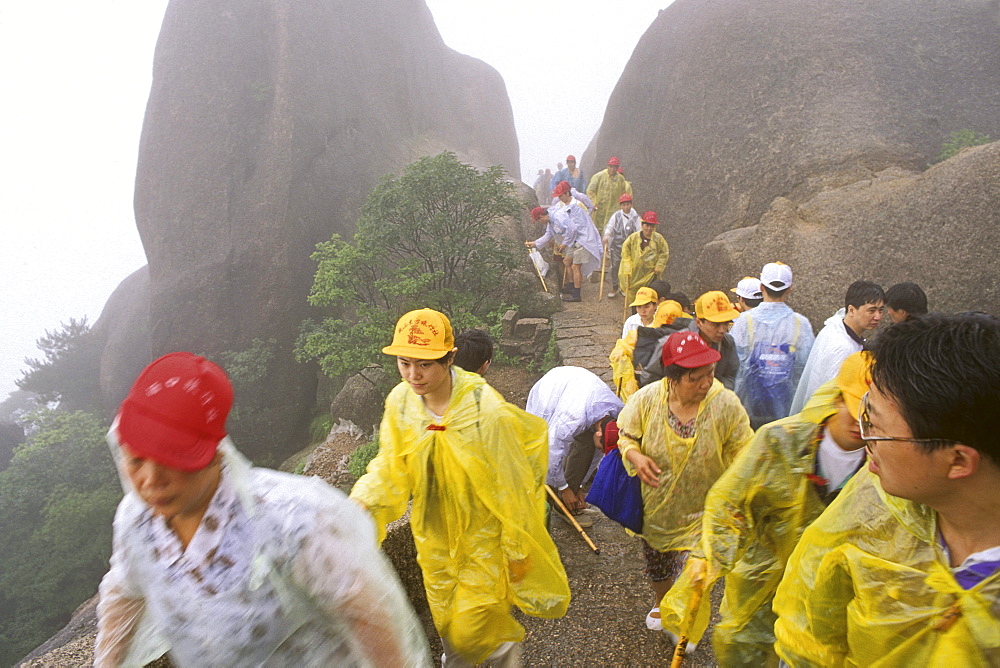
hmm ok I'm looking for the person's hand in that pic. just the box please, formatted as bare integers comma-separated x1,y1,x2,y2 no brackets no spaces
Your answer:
525,241,535,248
625,449,662,487
560,486,582,510
575,489,588,508
508,557,529,584
557,244,568,254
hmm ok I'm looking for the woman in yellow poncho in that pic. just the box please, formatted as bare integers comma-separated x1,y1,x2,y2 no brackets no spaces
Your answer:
618,211,670,306
351,309,570,666
616,330,752,633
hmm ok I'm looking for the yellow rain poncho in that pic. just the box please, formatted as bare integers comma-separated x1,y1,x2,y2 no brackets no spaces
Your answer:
609,330,639,400
350,368,570,663
658,380,842,665
618,231,670,306
617,379,752,553
774,466,1000,666
586,169,630,232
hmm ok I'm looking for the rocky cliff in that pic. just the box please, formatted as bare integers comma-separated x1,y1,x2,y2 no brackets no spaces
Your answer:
589,0,1000,317
110,0,519,459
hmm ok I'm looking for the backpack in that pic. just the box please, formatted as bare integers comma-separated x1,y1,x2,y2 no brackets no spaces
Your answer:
744,314,801,422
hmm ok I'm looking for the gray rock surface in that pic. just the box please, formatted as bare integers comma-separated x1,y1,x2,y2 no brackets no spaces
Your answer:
132,0,520,460
329,366,395,435
91,266,152,418
590,0,1000,294
696,141,1000,324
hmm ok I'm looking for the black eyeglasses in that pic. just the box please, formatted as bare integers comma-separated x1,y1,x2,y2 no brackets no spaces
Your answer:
858,392,956,445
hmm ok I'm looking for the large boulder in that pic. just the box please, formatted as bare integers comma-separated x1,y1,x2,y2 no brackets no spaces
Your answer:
697,141,1000,323
590,0,1000,294
132,0,520,460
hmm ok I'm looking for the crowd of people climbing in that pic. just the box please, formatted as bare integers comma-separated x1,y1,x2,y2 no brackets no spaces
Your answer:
90,153,997,666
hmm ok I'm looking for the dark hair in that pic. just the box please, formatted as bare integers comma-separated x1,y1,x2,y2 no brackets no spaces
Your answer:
662,363,712,382
453,329,493,373
869,313,1000,462
762,285,788,300
648,279,672,299
667,292,692,313
742,296,763,308
885,282,928,317
845,280,885,310
431,350,455,366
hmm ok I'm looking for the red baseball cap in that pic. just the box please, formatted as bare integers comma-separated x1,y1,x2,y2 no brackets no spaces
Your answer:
116,352,234,472
642,211,659,225
619,193,632,203
566,155,576,162
661,331,721,369
608,157,620,166
552,180,571,197
531,206,549,221
603,420,619,454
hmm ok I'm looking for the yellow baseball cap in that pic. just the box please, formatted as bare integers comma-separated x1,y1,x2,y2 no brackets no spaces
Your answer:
836,351,873,420
382,308,455,359
629,286,659,307
653,300,683,327
694,290,741,322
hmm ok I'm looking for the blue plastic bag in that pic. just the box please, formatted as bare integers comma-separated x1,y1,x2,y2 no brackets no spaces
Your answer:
585,447,643,533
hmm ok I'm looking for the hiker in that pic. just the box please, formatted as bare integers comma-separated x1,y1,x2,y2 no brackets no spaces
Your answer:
94,353,428,667
730,276,762,313
533,169,551,205
641,291,740,390
610,300,684,401
618,211,670,306
601,193,642,299
351,309,570,666
454,328,493,375
526,206,568,291
549,180,603,302
526,366,624,528
731,262,815,429
616,331,752,634
659,352,870,664
774,313,1000,665
885,281,928,323
790,280,884,413
622,286,659,338
549,154,586,192
586,157,631,233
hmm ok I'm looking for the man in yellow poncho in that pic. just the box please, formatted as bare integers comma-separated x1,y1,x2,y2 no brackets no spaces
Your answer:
351,309,570,667
586,156,631,233
774,313,1000,665
658,352,871,665
618,210,670,306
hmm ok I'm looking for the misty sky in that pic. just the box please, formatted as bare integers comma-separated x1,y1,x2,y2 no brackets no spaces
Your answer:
0,0,671,402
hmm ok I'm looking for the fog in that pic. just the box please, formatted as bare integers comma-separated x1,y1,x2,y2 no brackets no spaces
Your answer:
0,0,670,401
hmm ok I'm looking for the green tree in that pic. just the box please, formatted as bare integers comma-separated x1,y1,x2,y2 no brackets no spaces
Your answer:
297,152,537,377
0,409,119,664
934,129,992,163
17,317,102,412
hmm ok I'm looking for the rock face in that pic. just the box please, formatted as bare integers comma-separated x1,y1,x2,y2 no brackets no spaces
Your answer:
697,142,1000,324
132,0,520,459
590,0,1000,299
92,266,151,418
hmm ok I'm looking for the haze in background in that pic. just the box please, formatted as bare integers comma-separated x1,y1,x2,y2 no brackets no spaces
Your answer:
0,0,670,401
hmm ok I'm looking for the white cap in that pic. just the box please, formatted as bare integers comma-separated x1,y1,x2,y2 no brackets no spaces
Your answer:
731,277,762,300
760,262,793,291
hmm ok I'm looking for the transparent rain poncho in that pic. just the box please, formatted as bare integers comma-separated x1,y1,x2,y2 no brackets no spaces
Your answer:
616,379,752,553
96,428,429,667
525,366,624,489
618,230,670,306
585,169,630,232
658,380,841,665
351,368,571,664
774,466,1000,666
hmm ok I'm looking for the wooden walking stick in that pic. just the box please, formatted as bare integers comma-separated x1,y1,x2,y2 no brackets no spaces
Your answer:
545,485,600,554
669,569,708,667
623,277,630,324
598,243,608,302
528,248,549,292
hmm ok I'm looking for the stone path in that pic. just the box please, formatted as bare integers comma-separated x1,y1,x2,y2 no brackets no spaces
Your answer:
549,279,625,386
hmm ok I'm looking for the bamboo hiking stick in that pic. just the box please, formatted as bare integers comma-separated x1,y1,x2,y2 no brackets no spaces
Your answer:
545,485,600,554
529,249,548,292
669,569,708,667
598,244,608,302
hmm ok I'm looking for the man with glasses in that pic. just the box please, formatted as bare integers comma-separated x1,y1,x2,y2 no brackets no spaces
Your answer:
774,313,1000,665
